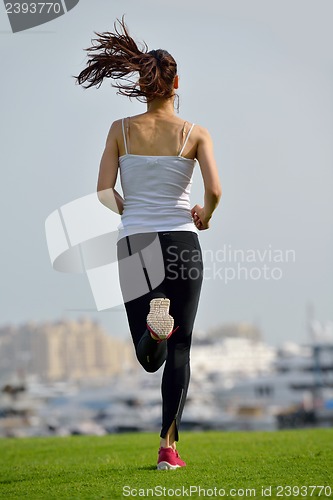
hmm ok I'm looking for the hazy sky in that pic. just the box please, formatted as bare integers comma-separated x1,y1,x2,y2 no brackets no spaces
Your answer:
1,0,332,346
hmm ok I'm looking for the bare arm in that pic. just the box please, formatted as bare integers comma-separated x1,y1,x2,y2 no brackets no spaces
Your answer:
191,127,222,230
96,120,124,214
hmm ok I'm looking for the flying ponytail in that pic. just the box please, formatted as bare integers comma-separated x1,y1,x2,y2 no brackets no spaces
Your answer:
74,16,178,103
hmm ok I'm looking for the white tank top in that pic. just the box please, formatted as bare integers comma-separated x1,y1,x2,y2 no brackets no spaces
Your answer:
117,118,198,242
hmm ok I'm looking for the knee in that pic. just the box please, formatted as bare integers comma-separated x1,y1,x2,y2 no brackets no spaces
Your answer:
135,352,160,373
139,360,160,373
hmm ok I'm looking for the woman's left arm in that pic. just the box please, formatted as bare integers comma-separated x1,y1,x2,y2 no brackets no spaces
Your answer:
97,120,124,214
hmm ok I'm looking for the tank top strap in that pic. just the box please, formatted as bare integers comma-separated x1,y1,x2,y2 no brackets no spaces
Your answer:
178,123,195,157
122,117,129,155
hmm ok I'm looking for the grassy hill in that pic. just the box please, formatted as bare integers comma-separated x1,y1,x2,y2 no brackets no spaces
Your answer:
0,429,332,499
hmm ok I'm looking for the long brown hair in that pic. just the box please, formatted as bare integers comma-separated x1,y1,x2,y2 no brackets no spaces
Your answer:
74,16,178,103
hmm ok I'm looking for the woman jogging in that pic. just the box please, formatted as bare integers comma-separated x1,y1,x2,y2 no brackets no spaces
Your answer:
75,17,222,470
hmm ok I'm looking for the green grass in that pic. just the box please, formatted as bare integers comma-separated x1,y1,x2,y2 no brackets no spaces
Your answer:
0,429,332,499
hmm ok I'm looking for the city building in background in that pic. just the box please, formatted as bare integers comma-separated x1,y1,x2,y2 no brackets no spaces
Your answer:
0,317,332,437
0,318,135,383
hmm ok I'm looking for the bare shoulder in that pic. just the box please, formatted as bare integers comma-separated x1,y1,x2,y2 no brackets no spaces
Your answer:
109,118,124,131
192,124,212,140
104,118,124,143
105,119,122,134
189,124,213,153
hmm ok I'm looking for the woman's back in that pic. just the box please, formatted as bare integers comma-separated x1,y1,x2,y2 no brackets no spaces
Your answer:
117,113,198,241
118,113,197,159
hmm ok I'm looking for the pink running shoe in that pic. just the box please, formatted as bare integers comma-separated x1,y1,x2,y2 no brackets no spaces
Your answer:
147,298,179,342
157,447,186,470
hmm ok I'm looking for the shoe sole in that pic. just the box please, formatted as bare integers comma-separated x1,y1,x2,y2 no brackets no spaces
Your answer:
147,298,174,340
157,461,182,470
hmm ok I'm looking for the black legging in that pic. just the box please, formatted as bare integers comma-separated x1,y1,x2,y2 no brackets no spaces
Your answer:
116,230,203,441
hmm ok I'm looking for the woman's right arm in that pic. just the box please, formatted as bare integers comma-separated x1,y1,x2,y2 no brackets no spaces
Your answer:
191,127,222,230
